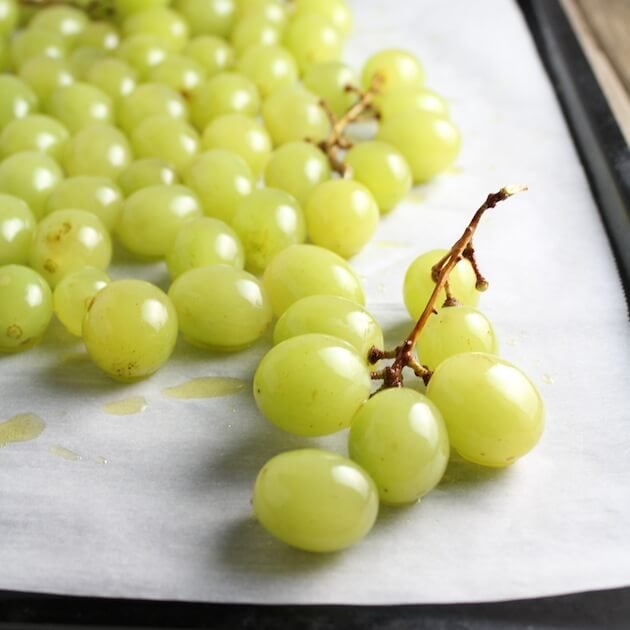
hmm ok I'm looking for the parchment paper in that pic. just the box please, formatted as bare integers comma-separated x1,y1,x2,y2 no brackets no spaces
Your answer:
1,0,629,605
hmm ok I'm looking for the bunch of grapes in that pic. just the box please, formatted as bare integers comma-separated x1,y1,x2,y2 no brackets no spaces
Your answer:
0,0,543,554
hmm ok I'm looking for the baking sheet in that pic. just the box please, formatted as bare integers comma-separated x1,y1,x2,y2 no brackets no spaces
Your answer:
1,0,629,605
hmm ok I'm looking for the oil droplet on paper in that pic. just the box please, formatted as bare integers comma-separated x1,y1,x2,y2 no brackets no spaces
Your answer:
103,396,147,415
95,456,108,465
61,351,90,364
0,413,45,447
542,373,554,385
49,445,82,461
162,376,246,399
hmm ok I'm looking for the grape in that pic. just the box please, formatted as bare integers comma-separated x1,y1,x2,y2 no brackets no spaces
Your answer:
45,83,113,133
284,13,343,73
201,113,271,176
116,184,202,258
166,216,244,278
29,209,112,287
190,72,259,131
263,141,330,207
253,449,378,552
86,58,138,101
18,55,75,100
115,33,169,75
184,35,234,77
230,14,280,54
0,0,18,36
168,265,272,350
361,49,424,92
0,36,9,72
426,353,545,467
237,44,297,98
403,249,479,320
182,149,254,223
254,333,371,436
262,84,330,146
122,7,190,52
173,0,236,38
117,82,188,133
373,85,449,121
0,151,63,220
131,115,199,172
264,244,365,316
76,21,120,52
29,6,88,46
294,0,352,37
345,140,412,213
0,194,35,265
0,264,52,353
273,295,383,361
348,388,449,504
10,28,67,69
45,176,123,232
146,53,206,94
302,61,357,117
118,157,180,196
83,278,178,381
0,114,69,161
67,45,107,79
419,305,498,370
304,179,379,258
377,111,461,183
231,187,306,274
114,0,171,19
53,266,110,336
236,0,287,30
0,76,38,129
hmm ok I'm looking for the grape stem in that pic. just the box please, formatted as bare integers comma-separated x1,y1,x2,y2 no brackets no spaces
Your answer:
368,185,527,390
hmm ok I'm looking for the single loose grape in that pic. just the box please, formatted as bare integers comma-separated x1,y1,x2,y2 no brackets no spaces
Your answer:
230,14,280,54
273,294,383,361
427,353,545,468
0,195,36,265
53,266,110,336
0,114,69,161
18,55,75,101
284,13,342,73
294,0,352,37
166,216,244,278
86,58,138,101
45,82,113,133
173,0,236,38
184,35,234,77
10,28,67,69
263,243,364,316
373,85,449,121
146,54,206,95
115,33,169,76
349,388,449,505
0,75,39,129
254,333,371,436
168,265,271,350
118,158,180,196
29,6,88,46
0,264,53,352
122,7,189,52
253,449,378,552
302,61,357,117
361,49,424,92
83,279,178,381
237,44,297,98
76,21,120,51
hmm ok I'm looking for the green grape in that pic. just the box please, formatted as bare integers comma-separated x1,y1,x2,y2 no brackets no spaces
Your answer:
53,266,109,336
345,140,412,213
184,35,234,77
403,249,479,320
173,0,236,38
419,305,498,370
18,55,75,101
76,21,120,51
263,243,364,316
29,6,88,46
166,216,244,278
201,113,271,176
0,76,39,130
66,45,108,79
274,294,383,361
254,333,370,436
0,37,9,72
0,264,52,352
232,187,306,274
283,13,342,73
0,151,63,220
361,49,424,92
131,115,199,172
237,0,287,29
122,7,189,52
29,209,112,287
373,85,449,121
0,114,69,161
294,0,352,37
82,278,178,381
349,388,449,505
190,72,259,131
45,176,123,232
262,84,330,146
117,82,189,133
115,33,169,75
230,14,280,54
302,61,357,117
168,264,271,349
114,0,170,19
0,194,35,265
427,353,545,468
116,184,202,258
377,111,461,183
45,83,113,133
263,141,330,207
253,449,378,553
182,149,253,223
86,58,137,101
10,28,67,69
0,0,18,37
237,44,297,98
304,179,379,258
146,53,206,94
62,123,132,179
118,157,180,196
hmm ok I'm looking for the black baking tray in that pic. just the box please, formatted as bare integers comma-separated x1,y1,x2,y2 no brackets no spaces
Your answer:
2,0,629,628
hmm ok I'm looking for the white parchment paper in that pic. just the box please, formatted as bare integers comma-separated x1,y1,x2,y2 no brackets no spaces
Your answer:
1,0,630,605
